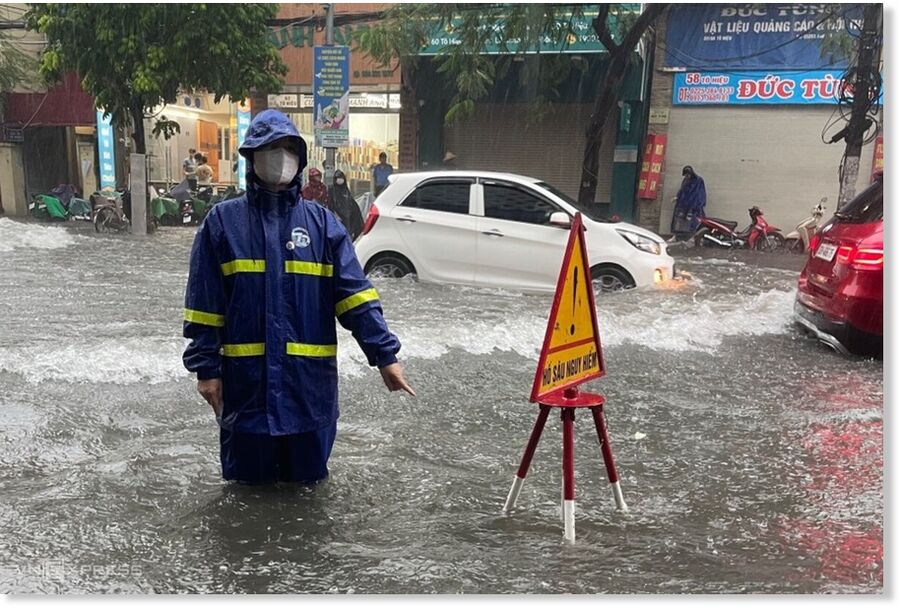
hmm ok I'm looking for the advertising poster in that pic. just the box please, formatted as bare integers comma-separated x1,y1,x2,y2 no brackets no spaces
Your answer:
236,110,251,190
313,46,350,148
96,109,117,190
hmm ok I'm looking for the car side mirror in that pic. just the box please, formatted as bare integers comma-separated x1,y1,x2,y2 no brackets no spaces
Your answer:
549,212,571,228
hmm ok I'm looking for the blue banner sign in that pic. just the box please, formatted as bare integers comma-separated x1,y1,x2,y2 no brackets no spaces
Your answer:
96,109,117,190
236,110,251,191
673,70,884,106
672,70,874,105
664,4,862,70
313,46,350,148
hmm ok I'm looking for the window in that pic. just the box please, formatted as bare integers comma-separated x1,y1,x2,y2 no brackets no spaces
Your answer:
483,182,560,225
401,181,472,214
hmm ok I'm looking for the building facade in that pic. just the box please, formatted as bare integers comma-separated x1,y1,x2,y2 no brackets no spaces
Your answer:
638,3,882,234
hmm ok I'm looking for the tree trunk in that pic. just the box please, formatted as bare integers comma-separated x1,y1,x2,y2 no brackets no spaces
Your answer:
578,4,667,205
578,55,628,204
130,104,147,155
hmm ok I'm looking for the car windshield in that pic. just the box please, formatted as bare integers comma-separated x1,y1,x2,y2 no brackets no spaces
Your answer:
535,182,613,223
834,179,883,224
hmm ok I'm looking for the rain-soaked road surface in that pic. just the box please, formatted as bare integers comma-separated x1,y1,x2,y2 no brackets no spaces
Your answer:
0,218,882,593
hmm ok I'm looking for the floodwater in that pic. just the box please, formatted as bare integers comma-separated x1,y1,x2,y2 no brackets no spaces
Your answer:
0,217,882,593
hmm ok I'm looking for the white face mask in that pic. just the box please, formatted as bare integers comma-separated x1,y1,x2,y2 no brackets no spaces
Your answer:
336,178,345,185
253,147,300,187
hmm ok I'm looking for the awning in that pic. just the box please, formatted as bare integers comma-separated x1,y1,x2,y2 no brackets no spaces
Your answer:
3,72,95,127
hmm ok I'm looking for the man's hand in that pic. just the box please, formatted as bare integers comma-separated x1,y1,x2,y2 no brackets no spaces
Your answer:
197,378,223,417
379,363,415,396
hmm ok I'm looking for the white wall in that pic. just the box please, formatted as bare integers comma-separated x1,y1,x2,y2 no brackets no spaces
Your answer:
659,106,880,234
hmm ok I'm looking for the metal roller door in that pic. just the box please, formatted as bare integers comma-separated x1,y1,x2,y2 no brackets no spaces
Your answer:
659,106,880,234
444,103,617,203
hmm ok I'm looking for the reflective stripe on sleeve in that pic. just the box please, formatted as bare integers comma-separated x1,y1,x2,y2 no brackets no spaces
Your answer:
335,287,379,316
284,260,334,277
184,308,225,327
286,343,338,357
220,259,265,276
222,343,265,357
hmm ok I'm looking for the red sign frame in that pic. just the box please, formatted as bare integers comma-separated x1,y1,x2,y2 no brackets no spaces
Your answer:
530,213,606,403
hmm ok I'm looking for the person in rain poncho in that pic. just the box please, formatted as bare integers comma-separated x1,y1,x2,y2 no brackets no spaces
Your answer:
183,109,414,485
671,165,707,235
328,169,364,240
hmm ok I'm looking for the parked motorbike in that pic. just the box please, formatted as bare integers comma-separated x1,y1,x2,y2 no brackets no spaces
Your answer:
90,191,131,233
784,197,827,254
693,206,785,251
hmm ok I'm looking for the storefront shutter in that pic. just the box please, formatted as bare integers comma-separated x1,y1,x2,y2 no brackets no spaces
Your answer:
444,103,616,203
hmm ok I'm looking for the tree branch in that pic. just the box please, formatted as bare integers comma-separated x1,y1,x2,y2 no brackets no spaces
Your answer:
591,4,618,53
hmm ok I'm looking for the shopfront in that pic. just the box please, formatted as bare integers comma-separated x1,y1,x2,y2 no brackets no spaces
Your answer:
646,4,882,234
143,93,246,191
266,3,401,195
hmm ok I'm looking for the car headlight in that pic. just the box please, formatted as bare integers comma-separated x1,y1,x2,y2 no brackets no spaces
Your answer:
616,229,662,255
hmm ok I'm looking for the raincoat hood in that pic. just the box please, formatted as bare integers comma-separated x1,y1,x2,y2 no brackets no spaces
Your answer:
239,110,308,188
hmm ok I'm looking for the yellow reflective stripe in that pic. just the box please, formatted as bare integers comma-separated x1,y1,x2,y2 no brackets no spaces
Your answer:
220,259,265,276
335,288,380,316
184,308,224,327
286,343,337,357
222,343,265,357
285,260,334,277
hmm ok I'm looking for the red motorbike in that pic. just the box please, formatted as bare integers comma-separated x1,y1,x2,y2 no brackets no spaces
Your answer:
693,206,785,251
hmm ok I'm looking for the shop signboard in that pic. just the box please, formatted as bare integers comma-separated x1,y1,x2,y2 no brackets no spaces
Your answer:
664,4,862,70
96,109,117,190
638,134,666,199
267,94,301,111
872,135,883,181
672,70,883,106
419,5,638,55
313,46,350,148
236,110,251,191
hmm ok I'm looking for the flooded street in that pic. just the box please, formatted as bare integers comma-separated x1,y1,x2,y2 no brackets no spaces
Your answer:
0,217,882,593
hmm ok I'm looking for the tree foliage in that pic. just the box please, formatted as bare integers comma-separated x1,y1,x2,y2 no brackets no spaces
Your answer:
26,4,288,152
356,3,638,125
0,30,40,113
355,3,664,204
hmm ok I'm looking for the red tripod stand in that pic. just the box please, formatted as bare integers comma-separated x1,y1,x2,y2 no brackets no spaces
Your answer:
503,387,627,542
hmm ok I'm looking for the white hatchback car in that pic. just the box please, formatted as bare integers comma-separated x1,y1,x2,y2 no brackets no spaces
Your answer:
354,171,675,293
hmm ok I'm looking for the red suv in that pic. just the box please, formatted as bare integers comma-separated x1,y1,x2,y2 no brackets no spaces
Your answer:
795,174,883,357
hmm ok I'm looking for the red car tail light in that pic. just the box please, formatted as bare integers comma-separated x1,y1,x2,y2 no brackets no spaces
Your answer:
851,248,883,270
361,204,380,236
836,245,855,265
809,233,822,256
835,244,884,271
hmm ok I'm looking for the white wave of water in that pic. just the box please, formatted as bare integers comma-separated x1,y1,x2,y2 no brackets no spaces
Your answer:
0,286,797,384
0,218,79,252
0,338,187,384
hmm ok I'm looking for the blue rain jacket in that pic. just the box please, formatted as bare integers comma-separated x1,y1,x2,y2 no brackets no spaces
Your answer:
183,110,401,435
675,175,707,215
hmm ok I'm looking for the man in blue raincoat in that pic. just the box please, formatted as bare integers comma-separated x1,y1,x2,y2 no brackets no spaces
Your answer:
671,165,707,237
183,109,414,485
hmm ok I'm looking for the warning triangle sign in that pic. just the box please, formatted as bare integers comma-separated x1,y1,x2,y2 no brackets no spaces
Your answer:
530,213,605,402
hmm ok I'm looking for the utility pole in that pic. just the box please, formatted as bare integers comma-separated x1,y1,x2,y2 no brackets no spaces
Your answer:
838,4,882,205
323,3,336,186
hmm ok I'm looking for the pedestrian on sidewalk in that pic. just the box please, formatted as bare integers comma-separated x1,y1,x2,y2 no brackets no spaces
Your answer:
183,148,198,190
182,109,414,486
302,167,329,206
372,152,393,196
196,155,214,187
329,169,364,240
671,165,706,238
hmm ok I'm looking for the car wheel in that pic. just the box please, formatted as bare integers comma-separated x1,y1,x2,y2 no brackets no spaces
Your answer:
590,265,635,293
365,253,416,279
